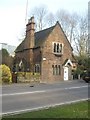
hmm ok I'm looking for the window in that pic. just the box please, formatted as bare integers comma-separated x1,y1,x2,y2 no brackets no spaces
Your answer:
52,65,61,75
34,64,40,73
54,43,56,52
53,42,63,55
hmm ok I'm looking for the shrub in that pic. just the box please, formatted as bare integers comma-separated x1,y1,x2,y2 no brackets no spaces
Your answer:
0,64,12,84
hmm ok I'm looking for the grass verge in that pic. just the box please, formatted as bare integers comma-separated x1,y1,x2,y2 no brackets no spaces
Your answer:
2,100,90,119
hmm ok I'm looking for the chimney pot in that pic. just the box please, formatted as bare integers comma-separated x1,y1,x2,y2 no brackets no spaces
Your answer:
28,16,34,24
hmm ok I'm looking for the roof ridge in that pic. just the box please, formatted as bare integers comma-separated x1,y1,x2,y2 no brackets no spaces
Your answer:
35,25,55,34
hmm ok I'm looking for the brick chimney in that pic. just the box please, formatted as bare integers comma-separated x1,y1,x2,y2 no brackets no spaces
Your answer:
25,16,35,49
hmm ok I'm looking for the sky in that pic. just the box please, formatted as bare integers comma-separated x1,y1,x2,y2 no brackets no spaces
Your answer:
0,0,89,47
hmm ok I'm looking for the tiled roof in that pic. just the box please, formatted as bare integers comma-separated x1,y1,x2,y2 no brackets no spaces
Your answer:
15,25,55,52
35,26,54,47
15,39,25,52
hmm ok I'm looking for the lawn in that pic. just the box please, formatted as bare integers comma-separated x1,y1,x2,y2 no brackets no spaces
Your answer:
2,100,90,119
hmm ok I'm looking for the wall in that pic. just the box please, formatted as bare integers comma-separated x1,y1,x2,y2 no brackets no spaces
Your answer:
41,24,73,83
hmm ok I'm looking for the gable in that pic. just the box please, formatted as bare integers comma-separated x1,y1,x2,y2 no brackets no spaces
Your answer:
64,59,73,66
52,22,73,51
43,21,73,52
15,21,72,53
41,22,73,57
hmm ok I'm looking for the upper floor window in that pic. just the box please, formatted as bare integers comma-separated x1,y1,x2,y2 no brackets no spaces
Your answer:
53,42,63,55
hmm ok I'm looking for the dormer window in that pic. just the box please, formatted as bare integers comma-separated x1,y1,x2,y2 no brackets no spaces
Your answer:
53,42,63,55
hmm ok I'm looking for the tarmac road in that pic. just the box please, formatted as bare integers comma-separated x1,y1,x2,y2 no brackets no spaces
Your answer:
1,79,89,116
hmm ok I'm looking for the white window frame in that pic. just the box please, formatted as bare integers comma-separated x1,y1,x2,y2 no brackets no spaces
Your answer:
52,42,63,55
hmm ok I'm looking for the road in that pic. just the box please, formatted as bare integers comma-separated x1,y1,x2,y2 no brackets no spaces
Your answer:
1,80,89,115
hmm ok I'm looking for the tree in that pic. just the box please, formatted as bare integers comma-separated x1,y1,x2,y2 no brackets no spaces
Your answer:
1,48,9,57
45,12,56,27
0,48,14,70
27,6,88,57
75,55,90,76
56,9,78,44
56,9,88,56
73,14,88,56
30,5,48,31
1,48,9,66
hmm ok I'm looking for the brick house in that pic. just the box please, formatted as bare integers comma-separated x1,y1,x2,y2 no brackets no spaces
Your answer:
14,16,75,83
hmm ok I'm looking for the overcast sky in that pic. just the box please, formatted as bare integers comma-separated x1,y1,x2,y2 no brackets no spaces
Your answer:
0,0,89,46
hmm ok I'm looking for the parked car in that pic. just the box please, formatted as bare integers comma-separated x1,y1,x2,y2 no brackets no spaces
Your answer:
82,71,90,83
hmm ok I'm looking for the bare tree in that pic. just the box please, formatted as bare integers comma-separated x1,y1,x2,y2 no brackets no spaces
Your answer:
26,6,88,57
69,13,78,43
56,9,88,56
30,5,48,31
56,9,78,44
45,12,56,27
73,14,88,56
56,9,71,39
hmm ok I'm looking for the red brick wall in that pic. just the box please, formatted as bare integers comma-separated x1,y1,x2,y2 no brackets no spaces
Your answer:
15,23,73,83
41,24,73,83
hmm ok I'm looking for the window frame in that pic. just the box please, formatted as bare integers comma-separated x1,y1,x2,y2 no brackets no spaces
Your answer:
52,42,63,55
34,64,40,73
52,65,61,75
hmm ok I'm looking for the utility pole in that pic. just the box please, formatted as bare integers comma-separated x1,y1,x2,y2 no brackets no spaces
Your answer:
25,0,28,24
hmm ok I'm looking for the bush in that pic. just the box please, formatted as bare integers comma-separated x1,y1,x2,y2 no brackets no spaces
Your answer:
0,64,12,84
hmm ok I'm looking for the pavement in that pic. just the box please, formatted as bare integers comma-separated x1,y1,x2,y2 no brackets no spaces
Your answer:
1,79,85,86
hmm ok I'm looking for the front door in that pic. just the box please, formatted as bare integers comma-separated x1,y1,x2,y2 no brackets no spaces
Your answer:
64,67,68,81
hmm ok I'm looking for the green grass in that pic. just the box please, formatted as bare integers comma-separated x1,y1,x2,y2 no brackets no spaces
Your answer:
2,101,90,119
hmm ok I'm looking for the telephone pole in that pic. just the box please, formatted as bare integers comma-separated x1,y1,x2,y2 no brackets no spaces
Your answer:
25,0,28,24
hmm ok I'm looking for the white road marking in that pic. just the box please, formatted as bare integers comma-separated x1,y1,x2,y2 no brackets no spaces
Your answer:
1,98,88,116
1,90,46,97
64,85,88,90
1,85,88,97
